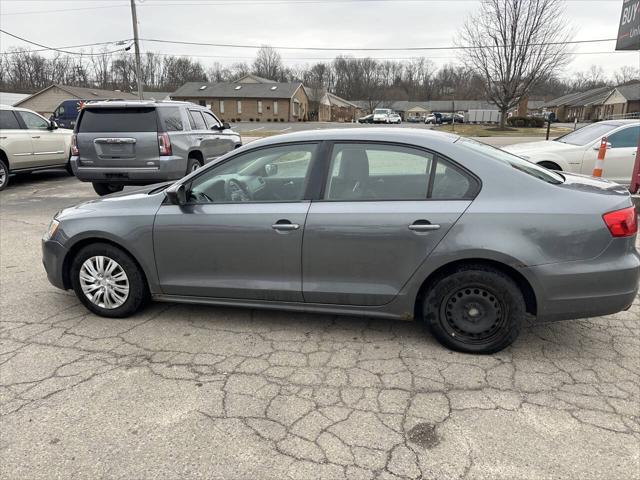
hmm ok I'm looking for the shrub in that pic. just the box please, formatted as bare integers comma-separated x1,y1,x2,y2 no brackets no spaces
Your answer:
506,116,545,128
249,118,254,122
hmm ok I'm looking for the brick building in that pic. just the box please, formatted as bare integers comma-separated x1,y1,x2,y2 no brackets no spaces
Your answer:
171,74,309,122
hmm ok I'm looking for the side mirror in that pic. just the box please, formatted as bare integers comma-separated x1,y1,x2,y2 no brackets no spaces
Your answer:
265,163,278,176
222,122,230,130
166,183,187,205
48,120,58,130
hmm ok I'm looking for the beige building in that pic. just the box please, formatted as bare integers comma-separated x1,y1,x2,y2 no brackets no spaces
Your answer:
315,92,361,122
602,83,640,119
171,74,309,123
13,84,137,117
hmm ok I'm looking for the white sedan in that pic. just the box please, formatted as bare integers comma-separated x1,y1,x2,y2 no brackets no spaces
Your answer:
503,120,639,185
388,113,402,124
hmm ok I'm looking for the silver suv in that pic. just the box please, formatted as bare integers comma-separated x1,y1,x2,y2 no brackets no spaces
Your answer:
70,101,241,196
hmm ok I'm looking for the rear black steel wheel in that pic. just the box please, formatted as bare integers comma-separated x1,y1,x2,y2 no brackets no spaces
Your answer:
422,265,525,354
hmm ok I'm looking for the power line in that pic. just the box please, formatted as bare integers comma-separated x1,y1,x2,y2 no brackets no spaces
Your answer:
0,30,132,56
140,36,618,52
0,40,132,56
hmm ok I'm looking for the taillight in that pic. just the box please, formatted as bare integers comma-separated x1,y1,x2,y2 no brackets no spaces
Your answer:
158,132,172,156
70,134,79,156
602,206,638,237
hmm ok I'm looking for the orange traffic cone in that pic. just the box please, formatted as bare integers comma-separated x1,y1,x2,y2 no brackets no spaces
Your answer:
592,137,608,177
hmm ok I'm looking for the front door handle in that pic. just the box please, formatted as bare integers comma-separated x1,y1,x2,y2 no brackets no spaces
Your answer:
32,135,40,139
409,220,441,232
272,220,300,231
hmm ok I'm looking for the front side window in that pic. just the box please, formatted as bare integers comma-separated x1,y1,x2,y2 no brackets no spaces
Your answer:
187,143,317,204
202,111,219,129
0,110,21,129
18,111,49,129
608,125,640,148
325,143,433,201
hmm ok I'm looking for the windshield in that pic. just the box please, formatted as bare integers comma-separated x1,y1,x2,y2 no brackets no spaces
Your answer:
374,109,390,114
456,138,564,184
554,122,617,146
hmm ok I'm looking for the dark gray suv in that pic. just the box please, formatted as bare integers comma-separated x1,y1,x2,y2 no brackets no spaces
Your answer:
70,101,241,196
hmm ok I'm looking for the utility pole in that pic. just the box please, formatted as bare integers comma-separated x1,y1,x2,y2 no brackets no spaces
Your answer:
130,0,143,100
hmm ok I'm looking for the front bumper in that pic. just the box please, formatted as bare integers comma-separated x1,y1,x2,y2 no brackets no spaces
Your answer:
71,155,186,184
530,239,640,322
42,238,69,290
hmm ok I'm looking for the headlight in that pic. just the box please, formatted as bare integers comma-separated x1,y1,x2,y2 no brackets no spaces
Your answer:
44,218,60,240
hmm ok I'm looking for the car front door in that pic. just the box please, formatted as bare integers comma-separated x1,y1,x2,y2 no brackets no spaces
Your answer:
16,110,66,166
153,142,319,301
302,142,478,306
0,109,34,169
580,124,640,184
202,110,235,158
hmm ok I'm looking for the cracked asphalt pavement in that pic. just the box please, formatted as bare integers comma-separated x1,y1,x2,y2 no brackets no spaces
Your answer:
1,171,639,480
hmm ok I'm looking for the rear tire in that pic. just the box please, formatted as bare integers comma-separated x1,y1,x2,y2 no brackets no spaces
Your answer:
422,265,525,354
93,183,124,196
70,243,149,318
186,156,202,174
0,159,8,191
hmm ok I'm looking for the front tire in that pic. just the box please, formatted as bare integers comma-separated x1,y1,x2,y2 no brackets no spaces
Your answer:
0,159,8,191
186,156,202,174
422,265,525,354
93,183,124,196
70,243,149,318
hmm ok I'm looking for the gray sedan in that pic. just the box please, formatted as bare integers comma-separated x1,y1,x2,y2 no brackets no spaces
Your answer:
42,128,640,354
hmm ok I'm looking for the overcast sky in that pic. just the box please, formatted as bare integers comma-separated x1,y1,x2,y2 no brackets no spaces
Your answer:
0,0,637,79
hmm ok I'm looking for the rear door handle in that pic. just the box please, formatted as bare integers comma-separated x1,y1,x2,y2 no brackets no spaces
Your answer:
409,220,441,232
272,220,300,231
31,135,40,139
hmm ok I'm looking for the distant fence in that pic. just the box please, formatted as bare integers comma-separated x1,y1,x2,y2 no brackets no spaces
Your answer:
606,112,640,120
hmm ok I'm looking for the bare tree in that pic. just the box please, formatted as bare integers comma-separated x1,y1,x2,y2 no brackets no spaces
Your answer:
613,66,640,85
460,0,572,128
252,46,284,81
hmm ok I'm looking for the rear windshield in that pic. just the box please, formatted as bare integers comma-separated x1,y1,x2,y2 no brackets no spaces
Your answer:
78,107,158,133
456,138,564,184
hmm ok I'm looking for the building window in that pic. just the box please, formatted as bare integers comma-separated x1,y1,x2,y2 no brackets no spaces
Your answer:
237,100,242,114
220,100,224,114
199,100,206,107
273,100,278,115
258,100,263,114
293,100,299,117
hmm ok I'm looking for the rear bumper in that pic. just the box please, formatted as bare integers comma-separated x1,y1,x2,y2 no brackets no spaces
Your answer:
71,155,186,184
530,240,640,322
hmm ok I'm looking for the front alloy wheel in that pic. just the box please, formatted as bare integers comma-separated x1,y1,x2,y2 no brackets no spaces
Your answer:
0,161,8,191
79,256,130,309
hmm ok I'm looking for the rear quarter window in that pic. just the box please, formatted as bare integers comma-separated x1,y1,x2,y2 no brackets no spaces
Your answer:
0,110,21,129
157,107,184,132
78,108,158,133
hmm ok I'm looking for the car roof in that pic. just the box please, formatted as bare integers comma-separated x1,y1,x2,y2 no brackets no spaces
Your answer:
598,119,640,126
244,127,460,149
81,100,199,109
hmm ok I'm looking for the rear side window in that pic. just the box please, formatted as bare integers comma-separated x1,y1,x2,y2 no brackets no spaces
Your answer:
0,110,21,129
78,108,158,133
608,125,639,148
157,107,184,132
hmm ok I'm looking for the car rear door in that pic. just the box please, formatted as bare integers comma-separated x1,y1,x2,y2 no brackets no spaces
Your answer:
75,106,159,170
153,142,319,301
15,110,65,166
302,142,478,306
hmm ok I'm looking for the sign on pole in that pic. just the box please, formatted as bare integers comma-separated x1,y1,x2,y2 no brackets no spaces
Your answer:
616,0,640,50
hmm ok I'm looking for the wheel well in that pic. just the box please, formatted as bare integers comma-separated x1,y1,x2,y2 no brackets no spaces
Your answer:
537,160,562,171
189,150,204,163
414,259,537,319
62,238,149,292
0,149,8,169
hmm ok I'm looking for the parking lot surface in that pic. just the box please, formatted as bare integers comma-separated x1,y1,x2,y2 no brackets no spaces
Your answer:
1,172,639,480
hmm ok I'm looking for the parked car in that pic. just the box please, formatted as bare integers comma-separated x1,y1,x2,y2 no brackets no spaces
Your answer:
388,113,402,124
442,113,464,124
503,120,640,185
425,112,443,124
0,105,73,191
43,128,639,354
70,100,242,196
357,114,374,124
373,108,392,123
50,98,123,129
